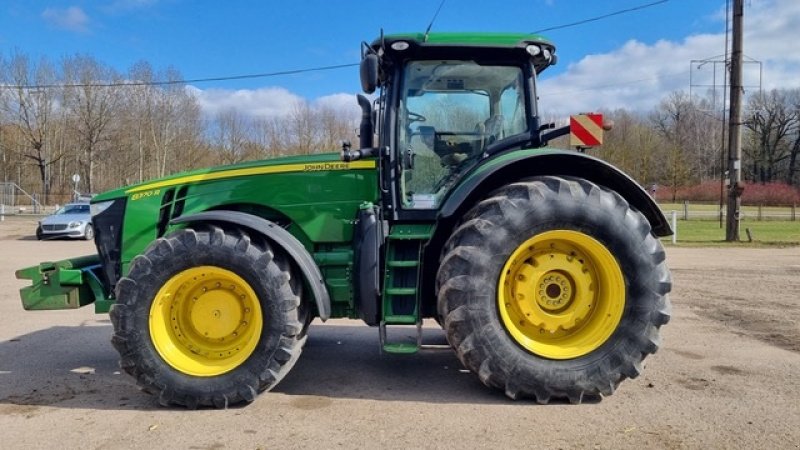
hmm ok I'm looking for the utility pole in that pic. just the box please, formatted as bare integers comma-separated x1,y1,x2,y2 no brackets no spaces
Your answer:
726,0,744,241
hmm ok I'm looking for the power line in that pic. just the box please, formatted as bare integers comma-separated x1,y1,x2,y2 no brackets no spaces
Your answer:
0,63,359,90
533,0,669,34
4,1,671,90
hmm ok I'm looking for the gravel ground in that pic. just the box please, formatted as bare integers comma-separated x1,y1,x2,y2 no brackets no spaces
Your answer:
1,216,799,449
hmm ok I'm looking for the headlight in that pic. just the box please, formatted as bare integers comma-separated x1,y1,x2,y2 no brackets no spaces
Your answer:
526,44,542,56
391,41,409,51
91,200,115,217
68,221,83,228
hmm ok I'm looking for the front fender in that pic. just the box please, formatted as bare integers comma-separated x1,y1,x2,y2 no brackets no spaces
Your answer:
170,211,332,321
440,149,671,237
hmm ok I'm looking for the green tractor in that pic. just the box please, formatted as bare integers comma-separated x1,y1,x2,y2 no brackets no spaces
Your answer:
16,32,671,408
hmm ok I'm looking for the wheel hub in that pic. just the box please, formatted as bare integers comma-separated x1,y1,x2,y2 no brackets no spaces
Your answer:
536,272,572,312
149,266,263,376
510,252,594,334
189,288,244,340
498,231,625,359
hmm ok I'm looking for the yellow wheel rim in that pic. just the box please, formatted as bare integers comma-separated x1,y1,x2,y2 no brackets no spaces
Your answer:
497,230,625,360
149,266,262,376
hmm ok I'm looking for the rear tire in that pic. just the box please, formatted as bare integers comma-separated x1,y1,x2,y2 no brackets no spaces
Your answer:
436,176,671,403
110,224,304,408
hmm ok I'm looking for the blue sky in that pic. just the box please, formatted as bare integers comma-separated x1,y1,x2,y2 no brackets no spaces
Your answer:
1,0,798,117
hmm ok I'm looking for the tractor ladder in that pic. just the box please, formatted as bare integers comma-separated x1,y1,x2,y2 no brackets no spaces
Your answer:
380,224,433,354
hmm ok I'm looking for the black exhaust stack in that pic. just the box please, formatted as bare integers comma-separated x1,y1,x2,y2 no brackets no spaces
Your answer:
342,94,377,162
357,94,373,150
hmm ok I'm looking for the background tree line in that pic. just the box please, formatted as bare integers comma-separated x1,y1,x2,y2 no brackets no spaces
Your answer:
557,88,800,203
1,50,798,205
0,52,358,205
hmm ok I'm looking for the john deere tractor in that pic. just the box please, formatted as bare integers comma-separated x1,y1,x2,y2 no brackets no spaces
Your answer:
16,32,671,408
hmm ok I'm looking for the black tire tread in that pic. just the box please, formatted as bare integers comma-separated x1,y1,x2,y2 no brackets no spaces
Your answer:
110,224,305,409
436,176,671,404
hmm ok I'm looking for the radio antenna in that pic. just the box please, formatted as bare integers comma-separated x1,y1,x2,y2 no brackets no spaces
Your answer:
423,0,446,42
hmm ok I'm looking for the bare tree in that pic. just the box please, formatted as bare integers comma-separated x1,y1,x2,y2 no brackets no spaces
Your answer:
318,105,356,151
0,53,63,203
288,101,318,154
62,55,121,193
787,89,800,186
211,108,252,164
743,89,798,184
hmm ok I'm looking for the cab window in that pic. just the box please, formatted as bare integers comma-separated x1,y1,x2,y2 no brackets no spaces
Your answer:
397,61,526,209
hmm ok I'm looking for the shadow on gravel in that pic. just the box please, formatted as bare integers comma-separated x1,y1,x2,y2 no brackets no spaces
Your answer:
0,323,563,412
0,323,159,412
273,324,576,406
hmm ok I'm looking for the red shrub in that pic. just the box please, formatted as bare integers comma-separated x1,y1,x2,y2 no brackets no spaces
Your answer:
741,182,800,205
654,181,800,206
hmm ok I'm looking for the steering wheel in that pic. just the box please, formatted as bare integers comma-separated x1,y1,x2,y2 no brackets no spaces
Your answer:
408,111,426,123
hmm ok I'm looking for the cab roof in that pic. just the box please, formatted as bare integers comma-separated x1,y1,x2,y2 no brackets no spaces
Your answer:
374,32,553,49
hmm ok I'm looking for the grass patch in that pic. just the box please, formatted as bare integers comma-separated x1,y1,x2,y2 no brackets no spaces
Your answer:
662,220,800,246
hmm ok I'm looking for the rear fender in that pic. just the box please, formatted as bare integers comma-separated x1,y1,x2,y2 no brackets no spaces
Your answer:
440,150,671,236
170,211,332,321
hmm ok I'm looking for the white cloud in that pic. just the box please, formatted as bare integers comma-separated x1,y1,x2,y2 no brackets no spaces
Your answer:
539,0,800,115
314,93,362,120
41,6,90,33
186,0,800,121
186,86,363,120
187,86,302,118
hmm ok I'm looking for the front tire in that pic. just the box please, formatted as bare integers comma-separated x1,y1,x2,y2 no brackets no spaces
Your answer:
110,224,305,408
436,176,671,403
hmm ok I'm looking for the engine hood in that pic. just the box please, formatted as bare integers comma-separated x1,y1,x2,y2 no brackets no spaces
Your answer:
92,152,376,203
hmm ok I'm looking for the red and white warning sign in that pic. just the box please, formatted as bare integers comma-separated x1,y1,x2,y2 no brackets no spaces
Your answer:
569,113,604,147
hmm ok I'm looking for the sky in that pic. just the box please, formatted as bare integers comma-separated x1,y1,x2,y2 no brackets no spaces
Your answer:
1,0,798,119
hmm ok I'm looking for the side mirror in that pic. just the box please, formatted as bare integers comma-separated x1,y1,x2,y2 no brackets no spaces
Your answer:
360,54,379,94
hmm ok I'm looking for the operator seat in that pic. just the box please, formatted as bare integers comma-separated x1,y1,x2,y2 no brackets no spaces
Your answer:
482,115,504,147
409,125,437,158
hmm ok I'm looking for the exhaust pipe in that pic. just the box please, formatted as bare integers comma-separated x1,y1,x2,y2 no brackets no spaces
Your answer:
357,94,373,150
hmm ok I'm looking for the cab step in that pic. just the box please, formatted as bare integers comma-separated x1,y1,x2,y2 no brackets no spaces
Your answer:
380,320,422,354
380,224,434,355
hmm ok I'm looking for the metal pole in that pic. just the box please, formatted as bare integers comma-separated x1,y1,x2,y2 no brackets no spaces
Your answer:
720,0,731,230
726,0,744,241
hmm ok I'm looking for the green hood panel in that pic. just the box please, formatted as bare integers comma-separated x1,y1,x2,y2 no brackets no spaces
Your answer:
101,153,378,271
92,153,364,202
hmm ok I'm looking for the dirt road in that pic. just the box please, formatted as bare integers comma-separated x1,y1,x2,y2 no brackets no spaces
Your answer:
1,216,799,449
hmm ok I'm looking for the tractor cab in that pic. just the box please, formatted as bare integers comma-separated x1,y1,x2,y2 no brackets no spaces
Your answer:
347,32,557,217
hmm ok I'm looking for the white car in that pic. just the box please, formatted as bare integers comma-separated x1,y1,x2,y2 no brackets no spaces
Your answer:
36,203,94,240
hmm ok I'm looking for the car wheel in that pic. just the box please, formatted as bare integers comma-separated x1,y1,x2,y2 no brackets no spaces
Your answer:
83,224,94,241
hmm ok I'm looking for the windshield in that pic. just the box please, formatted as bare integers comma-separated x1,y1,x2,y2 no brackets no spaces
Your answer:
56,204,90,215
397,60,527,209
